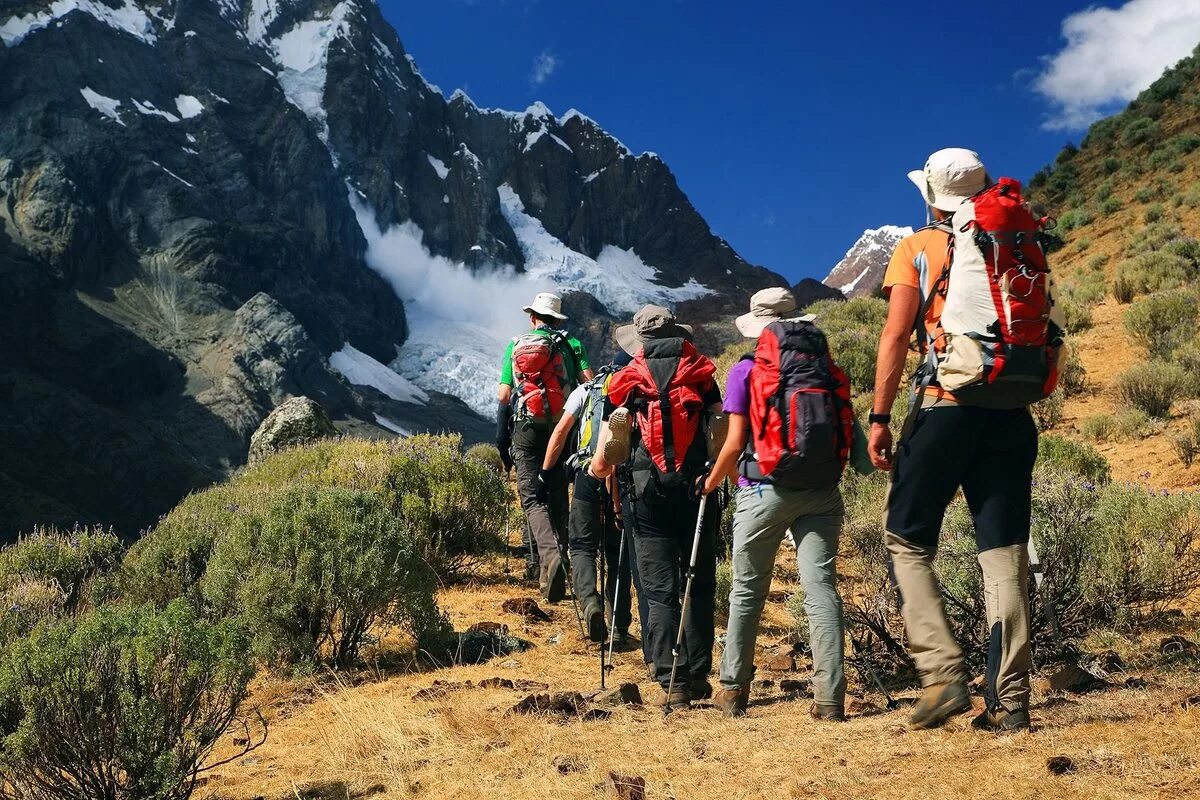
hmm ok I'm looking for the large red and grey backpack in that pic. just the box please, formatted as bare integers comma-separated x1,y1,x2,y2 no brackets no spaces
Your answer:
741,319,854,488
511,331,573,424
916,178,1065,410
607,337,717,494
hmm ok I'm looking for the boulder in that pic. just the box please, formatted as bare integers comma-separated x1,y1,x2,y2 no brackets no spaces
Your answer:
247,396,336,464
606,773,647,800
594,683,643,706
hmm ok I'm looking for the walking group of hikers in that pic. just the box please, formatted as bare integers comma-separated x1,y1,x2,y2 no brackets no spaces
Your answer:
494,148,1065,733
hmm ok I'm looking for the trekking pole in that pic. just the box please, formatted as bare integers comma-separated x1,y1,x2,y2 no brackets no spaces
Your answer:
598,480,608,689
1027,533,1065,652
850,633,897,709
665,483,712,716
604,484,626,681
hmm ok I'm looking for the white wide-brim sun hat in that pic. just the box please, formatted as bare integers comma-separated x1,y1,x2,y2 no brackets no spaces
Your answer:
522,291,568,321
734,286,815,338
907,147,991,212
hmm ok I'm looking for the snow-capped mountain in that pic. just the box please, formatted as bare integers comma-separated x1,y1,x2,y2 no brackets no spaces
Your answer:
823,225,912,298
0,0,787,535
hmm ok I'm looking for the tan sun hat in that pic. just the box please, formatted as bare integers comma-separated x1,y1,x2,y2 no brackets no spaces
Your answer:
907,148,991,212
522,291,568,321
734,287,815,338
614,304,694,355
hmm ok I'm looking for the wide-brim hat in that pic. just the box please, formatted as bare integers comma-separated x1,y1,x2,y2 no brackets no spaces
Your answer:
614,304,693,355
522,291,568,321
734,286,815,338
907,147,991,212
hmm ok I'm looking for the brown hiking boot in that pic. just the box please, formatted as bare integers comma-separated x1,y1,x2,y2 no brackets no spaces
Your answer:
972,706,1031,734
690,679,713,701
601,407,631,466
541,555,567,604
713,685,750,717
910,682,972,729
647,683,691,711
810,702,847,722
584,598,606,643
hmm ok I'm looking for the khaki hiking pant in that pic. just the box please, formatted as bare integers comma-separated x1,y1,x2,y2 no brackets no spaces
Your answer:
884,405,1036,712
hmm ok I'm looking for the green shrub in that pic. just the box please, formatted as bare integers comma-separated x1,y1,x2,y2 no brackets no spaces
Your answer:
1057,208,1093,232
1164,237,1200,268
1087,253,1110,272
1036,435,1111,484
1099,197,1123,215
1134,187,1155,204
1095,179,1114,202
202,486,449,669
804,297,888,393
1102,157,1121,174
1170,416,1200,467
1081,414,1116,443
714,560,732,621
1116,360,1193,418
1180,184,1200,208
1112,275,1136,304
1074,237,1092,253
1121,117,1160,147
0,526,121,612
1114,252,1193,300
1114,409,1154,439
1058,343,1087,397
1124,289,1199,358
1127,222,1182,255
1167,132,1200,156
465,442,505,474
1057,293,1092,333
1144,204,1165,223
0,601,255,800
785,588,810,643
1031,391,1064,432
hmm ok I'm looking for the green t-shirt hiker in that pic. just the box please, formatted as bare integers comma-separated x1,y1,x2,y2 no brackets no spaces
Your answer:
496,292,593,601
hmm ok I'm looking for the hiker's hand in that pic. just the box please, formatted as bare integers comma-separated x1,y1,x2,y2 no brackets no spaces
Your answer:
534,469,551,504
497,445,514,473
701,471,723,495
868,424,893,471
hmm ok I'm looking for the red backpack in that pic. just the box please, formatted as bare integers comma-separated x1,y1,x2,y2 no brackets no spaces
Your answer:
742,319,853,488
511,331,570,424
918,178,1065,408
607,337,716,492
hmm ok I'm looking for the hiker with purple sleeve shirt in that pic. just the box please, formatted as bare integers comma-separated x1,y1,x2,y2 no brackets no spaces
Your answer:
702,287,874,719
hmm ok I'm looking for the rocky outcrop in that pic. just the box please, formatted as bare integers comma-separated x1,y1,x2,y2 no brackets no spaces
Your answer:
248,396,337,464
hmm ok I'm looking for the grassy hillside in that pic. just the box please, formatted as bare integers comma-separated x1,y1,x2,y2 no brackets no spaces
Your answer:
1027,44,1200,487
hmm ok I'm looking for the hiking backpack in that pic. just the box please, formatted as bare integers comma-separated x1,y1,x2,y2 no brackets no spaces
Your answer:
916,178,1066,409
741,319,854,488
607,337,717,494
567,366,618,470
511,330,573,424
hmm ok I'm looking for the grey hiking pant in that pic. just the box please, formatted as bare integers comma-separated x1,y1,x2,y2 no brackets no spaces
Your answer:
720,483,846,707
511,423,568,596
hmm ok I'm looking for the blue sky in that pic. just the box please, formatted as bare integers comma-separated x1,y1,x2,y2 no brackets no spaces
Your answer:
382,0,1200,283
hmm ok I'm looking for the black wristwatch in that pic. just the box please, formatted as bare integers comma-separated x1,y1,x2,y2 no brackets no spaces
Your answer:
868,413,891,426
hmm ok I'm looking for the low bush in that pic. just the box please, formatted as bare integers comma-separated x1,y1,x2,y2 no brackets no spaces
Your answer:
1116,360,1193,418
1057,207,1093,232
1081,414,1116,443
1127,222,1183,256
804,297,888,393
202,487,450,669
1058,343,1087,397
1099,197,1123,215
1103,156,1121,174
1031,391,1064,432
0,601,256,800
1134,187,1155,204
1170,416,1200,467
465,442,505,474
1113,251,1192,299
1094,179,1114,202
714,560,732,621
1087,253,1110,272
1037,435,1111,484
1113,275,1136,304
1144,203,1165,223
1124,289,1199,358
0,526,122,612
1121,116,1159,147
1114,409,1154,440
1164,237,1200,268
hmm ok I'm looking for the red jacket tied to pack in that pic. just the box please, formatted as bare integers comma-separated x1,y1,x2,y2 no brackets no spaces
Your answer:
607,337,716,480
926,178,1065,408
742,319,853,488
511,332,568,423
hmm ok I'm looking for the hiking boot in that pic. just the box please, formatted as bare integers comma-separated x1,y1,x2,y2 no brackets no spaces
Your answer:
690,678,713,701
523,561,540,582
542,556,567,604
810,702,847,722
972,706,1031,734
712,685,750,717
647,683,690,711
646,662,656,682
909,682,972,730
601,408,632,467
584,598,607,643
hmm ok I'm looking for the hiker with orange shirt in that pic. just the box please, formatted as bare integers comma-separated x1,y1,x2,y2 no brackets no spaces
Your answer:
870,148,1064,733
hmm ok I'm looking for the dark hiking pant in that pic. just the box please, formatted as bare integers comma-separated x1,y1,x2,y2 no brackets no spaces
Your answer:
625,480,718,689
569,472,632,631
885,405,1037,712
511,422,569,595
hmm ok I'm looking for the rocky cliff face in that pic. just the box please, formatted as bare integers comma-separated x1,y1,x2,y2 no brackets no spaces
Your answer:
0,0,794,537
822,225,912,298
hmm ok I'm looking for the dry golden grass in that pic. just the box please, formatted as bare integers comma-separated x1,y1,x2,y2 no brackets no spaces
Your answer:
205,554,1200,800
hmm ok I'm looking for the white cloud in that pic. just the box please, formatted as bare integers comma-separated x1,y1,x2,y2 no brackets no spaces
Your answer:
1034,0,1200,131
530,49,559,86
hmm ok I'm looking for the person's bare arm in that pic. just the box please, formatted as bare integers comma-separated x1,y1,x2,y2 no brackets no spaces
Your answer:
498,384,512,404
580,368,595,382
542,411,577,470
703,413,747,494
869,284,919,470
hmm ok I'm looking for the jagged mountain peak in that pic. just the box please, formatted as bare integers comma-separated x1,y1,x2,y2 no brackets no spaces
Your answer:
823,224,912,298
